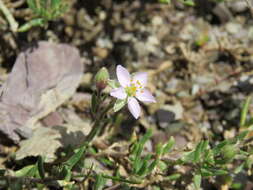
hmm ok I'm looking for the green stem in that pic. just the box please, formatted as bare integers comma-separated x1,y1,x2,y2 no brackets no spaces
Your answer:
82,100,114,146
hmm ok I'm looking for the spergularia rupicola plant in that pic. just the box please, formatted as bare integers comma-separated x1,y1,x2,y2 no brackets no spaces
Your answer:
110,65,156,119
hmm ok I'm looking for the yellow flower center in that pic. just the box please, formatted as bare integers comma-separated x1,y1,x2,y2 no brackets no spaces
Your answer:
125,80,143,97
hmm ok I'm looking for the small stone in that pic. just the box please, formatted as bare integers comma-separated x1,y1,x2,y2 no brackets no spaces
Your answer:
92,47,109,59
155,109,176,128
96,38,113,49
41,112,63,127
228,0,248,13
224,128,236,139
147,36,159,46
191,84,200,95
99,11,107,20
152,16,163,26
80,73,93,87
65,26,74,37
225,23,241,34
163,102,184,120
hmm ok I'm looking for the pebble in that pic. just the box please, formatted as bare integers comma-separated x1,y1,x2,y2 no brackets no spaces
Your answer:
225,22,241,34
92,47,109,58
228,0,249,13
152,16,163,26
155,109,176,128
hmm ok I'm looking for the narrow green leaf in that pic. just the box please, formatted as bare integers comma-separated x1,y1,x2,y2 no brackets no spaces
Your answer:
203,149,214,164
15,165,37,177
0,169,5,176
133,155,142,174
37,156,45,179
27,0,37,11
94,174,106,190
98,157,114,167
179,0,195,6
58,165,71,181
182,151,195,163
131,128,152,158
193,174,201,190
156,143,163,156
51,0,61,8
132,129,153,174
147,159,159,174
193,141,204,163
139,129,153,147
64,146,85,169
234,163,245,174
113,99,127,112
212,140,229,155
159,0,171,3
200,167,227,177
137,154,152,176
102,174,141,184
240,96,251,127
162,136,175,155
157,160,167,171
236,130,249,141
183,141,208,163
136,159,148,176
164,173,181,181
130,143,139,160
18,18,45,32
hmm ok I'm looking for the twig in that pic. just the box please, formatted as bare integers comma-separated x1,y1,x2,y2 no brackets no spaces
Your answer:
0,1,18,32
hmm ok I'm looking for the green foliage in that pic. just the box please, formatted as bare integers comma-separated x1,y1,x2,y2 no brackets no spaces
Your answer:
193,174,201,190
1,94,253,189
17,0,69,32
240,96,252,127
37,156,45,179
27,0,68,20
129,129,175,179
94,174,107,190
18,18,45,32
64,147,86,170
15,165,38,177
180,125,253,188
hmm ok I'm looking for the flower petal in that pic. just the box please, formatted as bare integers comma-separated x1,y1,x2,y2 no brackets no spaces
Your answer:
136,89,156,103
110,87,127,99
127,97,141,119
133,72,147,87
116,65,131,87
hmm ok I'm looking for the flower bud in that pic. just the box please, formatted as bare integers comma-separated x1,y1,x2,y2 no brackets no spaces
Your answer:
221,144,237,163
94,67,109,90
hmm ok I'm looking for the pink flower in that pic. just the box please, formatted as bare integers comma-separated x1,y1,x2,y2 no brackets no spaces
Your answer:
110,65,156,119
